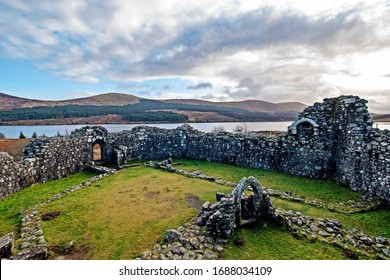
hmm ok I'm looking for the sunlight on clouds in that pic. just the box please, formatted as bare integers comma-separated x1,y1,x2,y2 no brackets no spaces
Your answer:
323,74,390,91
352,49,390,77
0,0,389,112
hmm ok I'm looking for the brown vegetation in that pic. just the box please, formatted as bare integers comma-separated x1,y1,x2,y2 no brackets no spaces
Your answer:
0,139,30,159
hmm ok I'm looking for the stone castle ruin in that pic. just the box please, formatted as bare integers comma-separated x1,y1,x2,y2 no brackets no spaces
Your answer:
0,95,389,205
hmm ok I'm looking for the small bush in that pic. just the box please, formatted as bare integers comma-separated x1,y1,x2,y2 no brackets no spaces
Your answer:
211,125,226,134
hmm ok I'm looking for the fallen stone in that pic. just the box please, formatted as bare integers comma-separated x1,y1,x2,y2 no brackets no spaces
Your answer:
190,237,199,249
171,243,182,254
310,225,319,232
360,236,373,246
0,232,14,258
382,248,390,258
197,216,206,226
319,231,331,237
204,250,217,260
153,244,161,252
179,237,188,245
164,229,181,243
202,201,211,210
215,245,223,253
19,242,31,250
326,227,335,233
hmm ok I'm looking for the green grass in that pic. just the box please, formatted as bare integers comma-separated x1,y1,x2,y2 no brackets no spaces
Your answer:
272,198,390,238
1,159,388,260
0,172,95,237
39,167,232,259
177,159,362,203
221,221,349,260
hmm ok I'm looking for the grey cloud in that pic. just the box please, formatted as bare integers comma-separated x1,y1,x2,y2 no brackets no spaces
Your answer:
142,6,375,69
187,82,213,90
0,1,389,112
1,1,388,80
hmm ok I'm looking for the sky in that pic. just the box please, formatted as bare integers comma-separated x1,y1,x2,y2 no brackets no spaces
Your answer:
0,0,389,113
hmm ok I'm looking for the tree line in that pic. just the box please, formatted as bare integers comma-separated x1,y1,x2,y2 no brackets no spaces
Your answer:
0,99,294,123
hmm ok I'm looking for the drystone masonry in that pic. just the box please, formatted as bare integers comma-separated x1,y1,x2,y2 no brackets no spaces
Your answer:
0,96,388,204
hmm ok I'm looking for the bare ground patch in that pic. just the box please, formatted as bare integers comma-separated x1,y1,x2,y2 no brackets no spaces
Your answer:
185,194,202,212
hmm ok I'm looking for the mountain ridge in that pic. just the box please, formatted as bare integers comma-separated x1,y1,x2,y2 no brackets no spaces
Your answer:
0,92,311,124
0,92,141,111
0,92,307,113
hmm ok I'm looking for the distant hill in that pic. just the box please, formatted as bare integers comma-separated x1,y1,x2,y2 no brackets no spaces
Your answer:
0,92,141,111
162,99,306,113
0,92,307,124
373,114,390,122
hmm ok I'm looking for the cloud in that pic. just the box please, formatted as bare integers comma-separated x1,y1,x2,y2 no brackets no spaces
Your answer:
0,0,389,112
315,84,341,99
187,82,213,90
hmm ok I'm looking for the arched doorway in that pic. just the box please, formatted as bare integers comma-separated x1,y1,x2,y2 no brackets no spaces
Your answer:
92,140,105,162
231,176,263,225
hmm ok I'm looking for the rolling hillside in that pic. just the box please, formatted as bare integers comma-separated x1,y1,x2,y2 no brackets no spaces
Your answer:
0,92,307,124
0,92,141,111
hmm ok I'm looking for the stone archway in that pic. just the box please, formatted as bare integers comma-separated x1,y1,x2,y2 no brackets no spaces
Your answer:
289,117,319,137
92,139,105,162
231,176,263,225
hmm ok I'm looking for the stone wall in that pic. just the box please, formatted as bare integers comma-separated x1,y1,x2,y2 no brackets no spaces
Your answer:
109,96,388,203
0,136,91,198
0,95,388,204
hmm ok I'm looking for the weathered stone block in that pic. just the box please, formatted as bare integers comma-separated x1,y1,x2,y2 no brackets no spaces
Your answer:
164,229,181,243
0,232,14,259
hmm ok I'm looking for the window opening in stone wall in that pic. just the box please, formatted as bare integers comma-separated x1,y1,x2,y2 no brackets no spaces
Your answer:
296,121,314,138
92,142,102,161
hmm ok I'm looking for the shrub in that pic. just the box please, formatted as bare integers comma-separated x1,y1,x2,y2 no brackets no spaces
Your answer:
211,125,226,134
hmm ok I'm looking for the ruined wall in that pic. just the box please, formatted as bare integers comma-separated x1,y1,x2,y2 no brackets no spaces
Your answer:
0,96,388,203
337,127,390,201
0,135,92,198
0,152,35,198
110,96,388,202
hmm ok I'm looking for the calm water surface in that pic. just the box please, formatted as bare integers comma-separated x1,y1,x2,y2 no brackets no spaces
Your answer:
0,121,389,139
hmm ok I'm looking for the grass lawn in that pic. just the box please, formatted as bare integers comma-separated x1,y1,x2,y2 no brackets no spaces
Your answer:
1,159,388,260
176,159,363,203
221,221,350,260
39,167,231,259
0,172,95,237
